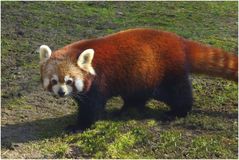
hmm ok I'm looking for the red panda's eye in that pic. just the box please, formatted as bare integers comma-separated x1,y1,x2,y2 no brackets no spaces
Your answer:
51,79,57,85
66,80,73,85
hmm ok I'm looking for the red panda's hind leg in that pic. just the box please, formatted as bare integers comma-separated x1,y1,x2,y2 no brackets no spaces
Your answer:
153,74,193,117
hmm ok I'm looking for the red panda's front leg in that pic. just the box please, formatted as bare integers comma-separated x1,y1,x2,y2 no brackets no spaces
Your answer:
78,99,106,130
67,90,108,132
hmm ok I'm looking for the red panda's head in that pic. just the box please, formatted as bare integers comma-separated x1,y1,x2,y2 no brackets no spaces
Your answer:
39,45,95,97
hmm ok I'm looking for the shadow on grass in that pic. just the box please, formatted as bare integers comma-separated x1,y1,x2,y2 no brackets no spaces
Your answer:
1,114,76,148
1,107,237,147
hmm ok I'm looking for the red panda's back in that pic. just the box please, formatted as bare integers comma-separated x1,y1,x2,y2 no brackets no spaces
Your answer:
54,29,187,95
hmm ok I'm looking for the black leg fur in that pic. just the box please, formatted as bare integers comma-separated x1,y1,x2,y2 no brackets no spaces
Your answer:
123,96,148,108
153,74,193,117
67,88,107,132
79,98,106,128
121,95,149,111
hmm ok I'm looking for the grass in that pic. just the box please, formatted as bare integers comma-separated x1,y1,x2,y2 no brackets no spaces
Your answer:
1,1,238,159
5,97,33,110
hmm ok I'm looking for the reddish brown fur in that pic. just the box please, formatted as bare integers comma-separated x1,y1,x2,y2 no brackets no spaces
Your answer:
185,40,238,81
50,28,237,95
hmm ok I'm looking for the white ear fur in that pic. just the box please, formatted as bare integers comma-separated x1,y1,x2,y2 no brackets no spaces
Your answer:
77,49,95,75
39,45,52,62
77,49,94,66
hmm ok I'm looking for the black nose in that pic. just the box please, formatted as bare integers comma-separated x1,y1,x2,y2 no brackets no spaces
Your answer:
58,89,65,97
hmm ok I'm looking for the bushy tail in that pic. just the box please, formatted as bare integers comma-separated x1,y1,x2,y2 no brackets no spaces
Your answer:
184,39,238,82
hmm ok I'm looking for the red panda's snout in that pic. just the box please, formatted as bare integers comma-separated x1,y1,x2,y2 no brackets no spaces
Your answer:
39,45,96,97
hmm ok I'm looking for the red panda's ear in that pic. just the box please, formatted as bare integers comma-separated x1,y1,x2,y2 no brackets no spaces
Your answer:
39,45,52,62
77,49,95,75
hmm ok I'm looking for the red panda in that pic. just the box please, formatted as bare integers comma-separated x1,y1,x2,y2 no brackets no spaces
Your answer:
39,28,238,131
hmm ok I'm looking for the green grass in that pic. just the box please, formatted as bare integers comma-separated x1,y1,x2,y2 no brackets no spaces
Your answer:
1,1,238,159
5,97,33,110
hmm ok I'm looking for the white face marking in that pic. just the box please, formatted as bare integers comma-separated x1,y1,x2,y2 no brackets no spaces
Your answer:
51,75,74,96
52,84,73,96
75,79,84,92
52,74,59,81
64,75,73,82
51,75,60,96
52,84,60,95
43,78,49,89
65,85,73,95
60,84,73,95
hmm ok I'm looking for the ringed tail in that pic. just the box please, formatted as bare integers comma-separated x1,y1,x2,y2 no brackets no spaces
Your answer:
184,39,238,82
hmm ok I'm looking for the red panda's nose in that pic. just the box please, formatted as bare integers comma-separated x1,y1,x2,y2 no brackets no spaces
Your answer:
58,89,65,97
